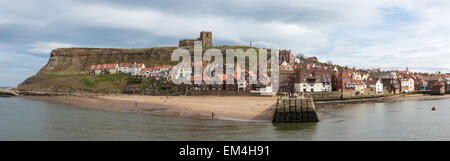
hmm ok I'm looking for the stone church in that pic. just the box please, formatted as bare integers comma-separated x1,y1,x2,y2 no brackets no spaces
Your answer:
179,31,212,47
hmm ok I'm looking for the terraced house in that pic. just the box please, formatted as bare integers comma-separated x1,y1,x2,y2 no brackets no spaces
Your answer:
371,71,401,94
366,79,384,95
293,64,332,93
400,77,415,93
332,70,359,97
90,62,144,76
89,64,118,75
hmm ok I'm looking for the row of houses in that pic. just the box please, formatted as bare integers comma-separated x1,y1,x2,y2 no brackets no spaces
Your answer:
175,61,272,94
369,70,449,95
174,31,450,96
278,56,450,96
275,46,448,96
89,62,174,79
90,63,146,75
88,55,450,96
89,64,120,75
278,63,382,96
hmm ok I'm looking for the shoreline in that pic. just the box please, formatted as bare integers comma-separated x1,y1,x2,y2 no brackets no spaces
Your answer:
315,94,450,107
19,94,450,122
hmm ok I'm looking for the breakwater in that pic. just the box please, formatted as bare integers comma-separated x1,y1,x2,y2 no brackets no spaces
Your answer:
272,97,319,122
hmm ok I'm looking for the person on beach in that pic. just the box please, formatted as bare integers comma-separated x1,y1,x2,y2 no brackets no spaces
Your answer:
211,112,216,120
135,102,141,112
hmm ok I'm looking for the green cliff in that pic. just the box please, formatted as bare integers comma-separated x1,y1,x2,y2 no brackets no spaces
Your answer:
18,47,178,94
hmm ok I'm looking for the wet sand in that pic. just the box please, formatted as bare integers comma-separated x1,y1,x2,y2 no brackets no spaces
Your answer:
315,94,450,107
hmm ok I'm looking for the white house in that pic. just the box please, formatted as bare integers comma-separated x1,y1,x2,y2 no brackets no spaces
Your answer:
150,69,160,77
90,65,100,75
131,63,146,76
155,65,174,78
400,77,415,93
355,81,366,94
361,73,370,81
174,67,192,80
118,63,131,74
294,82,331,93
353,72,362,80
294,58,301,64
158,65,173,72
238,80,247,91
376,79,383,94
90,64,118,75
281,61,293,71
366,79,384,95
139,68,153,77
106,64,118,74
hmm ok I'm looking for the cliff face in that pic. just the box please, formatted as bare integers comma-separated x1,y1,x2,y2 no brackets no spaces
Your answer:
38,47,178,74
17,47,179,91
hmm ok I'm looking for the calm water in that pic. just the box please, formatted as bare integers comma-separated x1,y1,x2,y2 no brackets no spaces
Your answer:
1,97,450,141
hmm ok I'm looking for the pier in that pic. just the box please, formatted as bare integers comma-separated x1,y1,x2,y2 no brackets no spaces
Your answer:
272,96,319,122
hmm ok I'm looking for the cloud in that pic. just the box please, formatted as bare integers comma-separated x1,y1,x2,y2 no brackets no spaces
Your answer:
27,42,77,55
1,0,450,86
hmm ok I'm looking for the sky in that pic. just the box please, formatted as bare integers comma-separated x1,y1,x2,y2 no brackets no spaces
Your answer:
1,0,450,87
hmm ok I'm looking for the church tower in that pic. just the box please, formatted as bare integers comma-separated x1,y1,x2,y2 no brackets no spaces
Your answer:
200,31,212,47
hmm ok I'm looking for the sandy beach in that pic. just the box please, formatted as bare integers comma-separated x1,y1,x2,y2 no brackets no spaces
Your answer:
23,95,278,121
22,94,450,121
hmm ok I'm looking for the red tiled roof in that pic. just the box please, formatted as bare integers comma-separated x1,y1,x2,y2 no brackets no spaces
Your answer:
365,81,377,85
134,63,144,68
106,64,118,69
154,65,174,70
119,63,131,67
90,64,118,70
307,57,317,61
140,68,152,72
